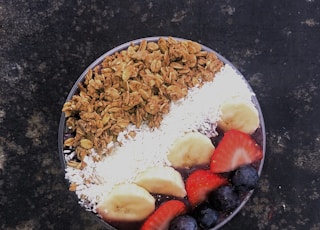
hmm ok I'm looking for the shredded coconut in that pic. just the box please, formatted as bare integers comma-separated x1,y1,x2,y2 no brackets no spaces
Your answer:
64,64,255,212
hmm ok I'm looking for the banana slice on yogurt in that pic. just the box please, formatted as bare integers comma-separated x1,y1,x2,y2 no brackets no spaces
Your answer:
218,98,260,134
167,131,215,169
134,166,186,198
96,183,155,222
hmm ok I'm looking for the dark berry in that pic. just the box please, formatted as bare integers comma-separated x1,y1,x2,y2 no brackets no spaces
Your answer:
193,202,219,228
208,185,240,211
169,215,198,230
232,165,259,192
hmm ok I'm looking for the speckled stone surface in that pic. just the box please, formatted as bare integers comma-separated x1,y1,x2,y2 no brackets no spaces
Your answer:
0,0,319,229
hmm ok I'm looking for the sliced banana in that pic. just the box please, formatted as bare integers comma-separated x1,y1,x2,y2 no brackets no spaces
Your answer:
96,183,155,222
134,166,186,198
217,98,259,134
167,131,215,169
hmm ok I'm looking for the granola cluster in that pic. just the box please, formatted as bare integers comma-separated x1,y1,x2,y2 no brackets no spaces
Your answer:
62,37,223,168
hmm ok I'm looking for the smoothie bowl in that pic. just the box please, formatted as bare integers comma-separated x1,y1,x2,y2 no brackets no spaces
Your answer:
58,37,266,230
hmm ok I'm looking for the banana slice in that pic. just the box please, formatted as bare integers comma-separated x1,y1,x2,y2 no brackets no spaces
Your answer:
96,183,155,222
167,131,215,169
134,166,186,198
217,98,259,134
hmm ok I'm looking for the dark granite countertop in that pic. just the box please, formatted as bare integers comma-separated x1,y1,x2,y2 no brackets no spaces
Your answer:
1,0,319,229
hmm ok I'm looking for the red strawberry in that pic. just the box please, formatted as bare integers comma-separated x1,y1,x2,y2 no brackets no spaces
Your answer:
141,200,187,230
210,129,263,173
185,169,228,207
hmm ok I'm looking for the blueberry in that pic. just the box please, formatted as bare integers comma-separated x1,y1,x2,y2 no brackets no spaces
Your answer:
169,215,198,230
193,203,219,228
208,185,240,211
232,165,259,192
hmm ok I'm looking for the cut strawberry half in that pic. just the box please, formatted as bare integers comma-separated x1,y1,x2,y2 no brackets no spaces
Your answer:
140,199,187,230
210,129,263,173
185,169,228,208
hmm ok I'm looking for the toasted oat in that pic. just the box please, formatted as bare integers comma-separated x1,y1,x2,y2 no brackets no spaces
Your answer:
69,183,77,191
62,37,224,164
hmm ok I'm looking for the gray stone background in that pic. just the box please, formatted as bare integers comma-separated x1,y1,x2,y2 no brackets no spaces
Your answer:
0,0,319,229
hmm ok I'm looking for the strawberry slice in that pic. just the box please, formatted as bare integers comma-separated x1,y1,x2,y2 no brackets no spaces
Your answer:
185,169,228,207
210,129,263,173
140,200,187,230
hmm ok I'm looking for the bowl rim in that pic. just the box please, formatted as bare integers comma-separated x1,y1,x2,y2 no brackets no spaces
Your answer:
58,36,266,230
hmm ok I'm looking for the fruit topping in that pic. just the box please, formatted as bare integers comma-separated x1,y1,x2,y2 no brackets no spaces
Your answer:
185,169,228,207
208,185,240,212
210,129,263,173
96,183,155,222
232,165,259,192
193,202,219,228
217,97,260,134
141,200,187,230
169,215,198,230
167,131,215,169
134,166,187,198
